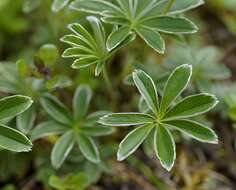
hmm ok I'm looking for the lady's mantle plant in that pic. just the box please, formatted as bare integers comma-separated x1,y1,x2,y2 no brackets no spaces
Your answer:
31,85,114,169
70,0,201,53
99,64,218,171
0,95,33,152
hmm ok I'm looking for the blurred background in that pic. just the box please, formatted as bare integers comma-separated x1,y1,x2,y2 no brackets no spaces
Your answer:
0,0,236,189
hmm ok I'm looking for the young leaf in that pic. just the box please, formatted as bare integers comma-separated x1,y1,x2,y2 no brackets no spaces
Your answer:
31,121,68,141
117,124,153,161
133,69,159,114
0,124,32,152
99,113,154,126
160,64,192,114
52,0,70,12
0,95,33,121
51,130,75,169
136,26,165,53
17,105,36,134
40,94,73,126
77,134,100,163
154,124,175,171
164,94,218,120
165,119,218,144
73,85,92,120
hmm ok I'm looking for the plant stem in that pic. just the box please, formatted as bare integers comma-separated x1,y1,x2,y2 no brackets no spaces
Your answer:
103,66,113,93
102,66,117,109
163,0,175,15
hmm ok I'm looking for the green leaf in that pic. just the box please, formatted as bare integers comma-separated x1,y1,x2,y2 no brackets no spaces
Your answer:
133,69,159,114
0,95,33,121
60,34,91,48
107,26,131,51
77,134,100,163
73,85,92,120
164,94,218,120
80,126,115,136
169,0,204,14
141,16,198,34
70,0,122,15
0,124,32,152
49,173,89,190
17,105,36,134
154,125,175,171
16,59,28,78
145,0,204,18
46,75,72,90
52,0,70,12
101,16,129,25
95,61,105,76
143,128,155,156
201,64,231,80
51,130,75,169
38,44,59,66
165,119,218,144
87,16,106,52
68,23,97,49
40,94,73,126
115,0,131,15
160,64,192,114
136,26,165,53
31,121,68,141
62,47,93,58
99,113,154,126
117,124,153,161
84,111,110,127
72,57,97,69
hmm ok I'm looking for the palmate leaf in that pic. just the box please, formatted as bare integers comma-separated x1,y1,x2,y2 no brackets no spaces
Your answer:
71,0,202,53
61,17,110,76
100,64,218,171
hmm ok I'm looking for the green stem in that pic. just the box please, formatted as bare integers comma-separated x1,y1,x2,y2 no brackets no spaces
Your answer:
102,66,117,110
162,0,175,15
103,66,113,93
